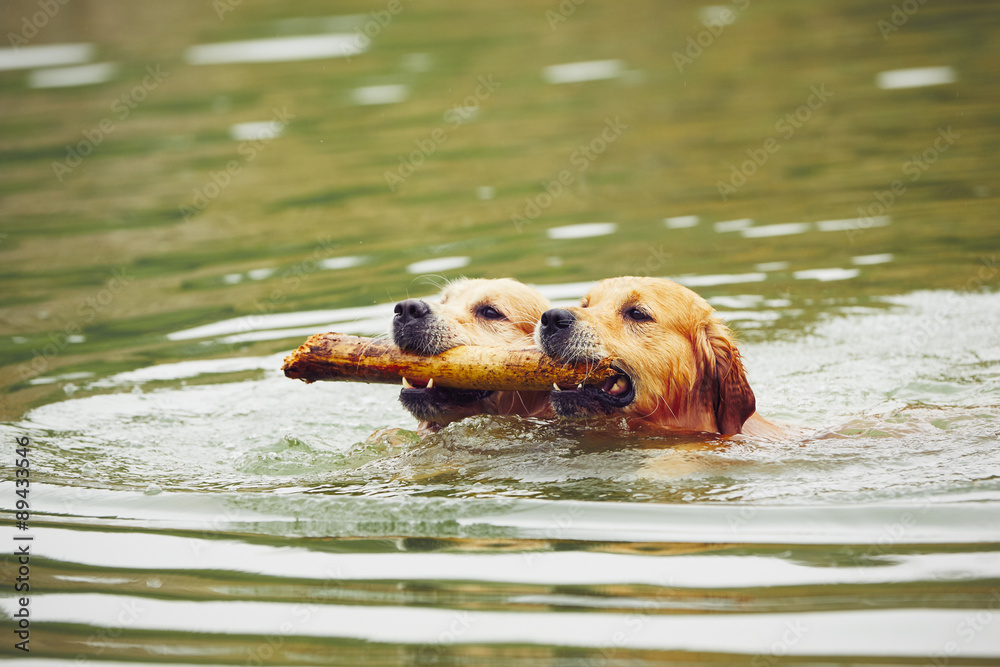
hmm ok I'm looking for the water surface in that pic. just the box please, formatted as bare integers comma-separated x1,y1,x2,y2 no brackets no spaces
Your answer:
1,1,999,665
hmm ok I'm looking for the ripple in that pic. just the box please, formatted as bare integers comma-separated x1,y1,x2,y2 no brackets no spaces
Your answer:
185,34,364,65
545,222,618,239
877,66,957,90
28,62,117,88
542,59,624,84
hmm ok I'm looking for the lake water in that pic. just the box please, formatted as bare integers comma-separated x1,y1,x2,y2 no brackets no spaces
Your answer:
1,1,999,665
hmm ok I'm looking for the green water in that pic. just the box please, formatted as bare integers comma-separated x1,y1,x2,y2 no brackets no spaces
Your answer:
1,0,999,665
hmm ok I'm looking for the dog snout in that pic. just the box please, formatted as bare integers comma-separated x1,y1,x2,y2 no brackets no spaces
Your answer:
392,298,438,353
540,308,576,335
394,298,431,325
538,307,579,358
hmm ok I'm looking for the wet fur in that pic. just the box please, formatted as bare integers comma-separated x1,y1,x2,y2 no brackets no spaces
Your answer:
537,276,778,436
392,278,554,431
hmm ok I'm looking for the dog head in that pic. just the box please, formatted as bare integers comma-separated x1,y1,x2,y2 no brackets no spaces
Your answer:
391,278,552,428
535,276,755,435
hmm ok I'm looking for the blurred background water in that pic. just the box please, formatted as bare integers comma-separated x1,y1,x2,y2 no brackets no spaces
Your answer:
1,1,999,665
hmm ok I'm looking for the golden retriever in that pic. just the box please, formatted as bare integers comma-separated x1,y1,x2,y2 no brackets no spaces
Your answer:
535,276,779,437
391,278,553,431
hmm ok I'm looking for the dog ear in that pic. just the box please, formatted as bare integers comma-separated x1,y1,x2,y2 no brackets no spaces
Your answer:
695,320,756,435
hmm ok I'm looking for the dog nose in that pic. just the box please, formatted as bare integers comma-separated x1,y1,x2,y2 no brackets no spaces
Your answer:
540,308,576,334
394,299,431,323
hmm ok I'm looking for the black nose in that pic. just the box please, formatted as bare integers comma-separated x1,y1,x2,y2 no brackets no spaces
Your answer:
540,308,576,334
394,299,431,324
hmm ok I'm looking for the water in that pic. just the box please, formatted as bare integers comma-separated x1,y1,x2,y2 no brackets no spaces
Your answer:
2,1,1000,665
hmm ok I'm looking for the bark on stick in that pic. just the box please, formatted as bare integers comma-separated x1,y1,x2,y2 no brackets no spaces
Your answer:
282,333,619,391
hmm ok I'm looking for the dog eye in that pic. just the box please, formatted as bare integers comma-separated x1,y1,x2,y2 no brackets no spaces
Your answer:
475,305,506,320
624,307,652,322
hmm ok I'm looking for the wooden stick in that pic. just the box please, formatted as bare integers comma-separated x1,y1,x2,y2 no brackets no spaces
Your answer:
282,333,620,391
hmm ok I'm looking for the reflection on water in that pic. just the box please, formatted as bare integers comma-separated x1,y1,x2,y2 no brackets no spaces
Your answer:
405,255,471,274
27,61,117,89
184,34,365,65
1,0,999,664
546,222,618,239
876,65,958,90
0,42,93,70
664,214,700,228
541,59,626,84
350,83,410,106
852,252,894,265
741,221,811,238
229,120,286,142
713,218,754,232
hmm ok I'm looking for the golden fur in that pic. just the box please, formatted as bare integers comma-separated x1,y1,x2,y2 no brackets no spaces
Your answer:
392,278,553,430
424,278,551,350
537,276,778,436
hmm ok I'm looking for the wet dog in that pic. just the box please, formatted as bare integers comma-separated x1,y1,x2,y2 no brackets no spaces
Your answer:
392,278,553,431
535,276,778,437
